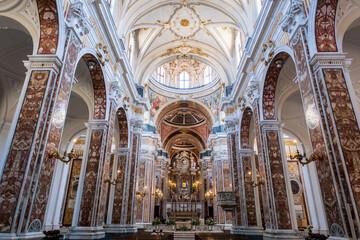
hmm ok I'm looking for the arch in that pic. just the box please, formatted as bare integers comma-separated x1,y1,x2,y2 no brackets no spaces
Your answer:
75,52,108,120
335,1,360,52
261,51,290,120
240,107,253,149
163,129,206,152
314,0,339,52
36,0,60,54
116,107,129,148
154,99,216,127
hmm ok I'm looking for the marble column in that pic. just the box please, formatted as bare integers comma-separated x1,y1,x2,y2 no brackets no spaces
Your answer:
210,134,232,227
311,53,360,238
260,121,298,238
0,55,61,237
70,120,109,239
248,100,274,232
134,133,159,227
224,118,242,228
199,155,212,219
238,149,262,233
106,147,129,232
291,27,359,238
121,116,145,232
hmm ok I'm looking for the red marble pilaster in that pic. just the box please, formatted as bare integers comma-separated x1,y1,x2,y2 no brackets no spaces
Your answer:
227,131,242,226
26,32,81,231
126,132,141,225
263,129,292,230
240,107,257,227
110,108,129,225
292,29,346,234
0,70,57,233
252,103,271,228
78,125,108,227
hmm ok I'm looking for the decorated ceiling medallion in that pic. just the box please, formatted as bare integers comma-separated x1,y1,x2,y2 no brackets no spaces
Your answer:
170,6,201,38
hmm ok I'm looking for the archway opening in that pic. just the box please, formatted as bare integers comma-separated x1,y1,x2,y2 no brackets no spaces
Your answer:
0,16,33,160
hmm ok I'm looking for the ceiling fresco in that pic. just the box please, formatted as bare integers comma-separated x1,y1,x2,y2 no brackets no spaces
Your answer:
113,0,261,87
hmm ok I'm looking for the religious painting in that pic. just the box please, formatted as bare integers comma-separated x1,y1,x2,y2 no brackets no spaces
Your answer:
148,89,173,120
196,88,221,121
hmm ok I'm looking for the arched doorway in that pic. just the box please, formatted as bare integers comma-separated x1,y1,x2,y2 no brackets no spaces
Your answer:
154,100,212,227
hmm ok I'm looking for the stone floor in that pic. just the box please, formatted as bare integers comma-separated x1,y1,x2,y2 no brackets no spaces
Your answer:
108,232,260,240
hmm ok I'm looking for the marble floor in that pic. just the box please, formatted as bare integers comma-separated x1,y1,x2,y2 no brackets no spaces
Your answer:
108,232,258,240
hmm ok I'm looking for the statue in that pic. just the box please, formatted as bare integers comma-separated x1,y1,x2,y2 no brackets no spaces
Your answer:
190,155,196,169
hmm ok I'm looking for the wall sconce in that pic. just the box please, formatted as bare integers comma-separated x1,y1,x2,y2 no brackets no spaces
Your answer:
48,149,77,164
274,59,284,68
250,180,265,188
290,150,323,166
136,186,148,200
87,60,97,70
205,190,215,199
105,169,121,186
152,189,164,199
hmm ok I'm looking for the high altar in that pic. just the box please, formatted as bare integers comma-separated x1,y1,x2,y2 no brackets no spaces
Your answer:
166,151,202,221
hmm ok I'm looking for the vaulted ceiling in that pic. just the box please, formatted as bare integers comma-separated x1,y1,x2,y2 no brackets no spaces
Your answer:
113,0,261,86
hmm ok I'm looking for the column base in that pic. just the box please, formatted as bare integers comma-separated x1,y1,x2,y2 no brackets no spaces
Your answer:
105,224,138,234
0,232,44,240
66,226,105,239
231,226,264,235
263,229,304,239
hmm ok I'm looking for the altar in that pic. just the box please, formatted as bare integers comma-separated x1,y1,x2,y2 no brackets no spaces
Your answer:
165,150,203,220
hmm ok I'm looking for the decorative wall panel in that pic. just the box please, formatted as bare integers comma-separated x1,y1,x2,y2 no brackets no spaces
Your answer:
37,0,59,54
315,0,338,52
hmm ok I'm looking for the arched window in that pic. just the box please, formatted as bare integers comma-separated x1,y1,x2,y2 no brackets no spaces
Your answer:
204,66,212,84
179,71,189,88
158,67,165,83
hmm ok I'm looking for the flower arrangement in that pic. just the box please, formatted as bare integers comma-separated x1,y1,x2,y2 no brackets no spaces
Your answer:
166,219,176,225
205,217,215,226
152,217,162,226
190,218,200,226
307,225,314,233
